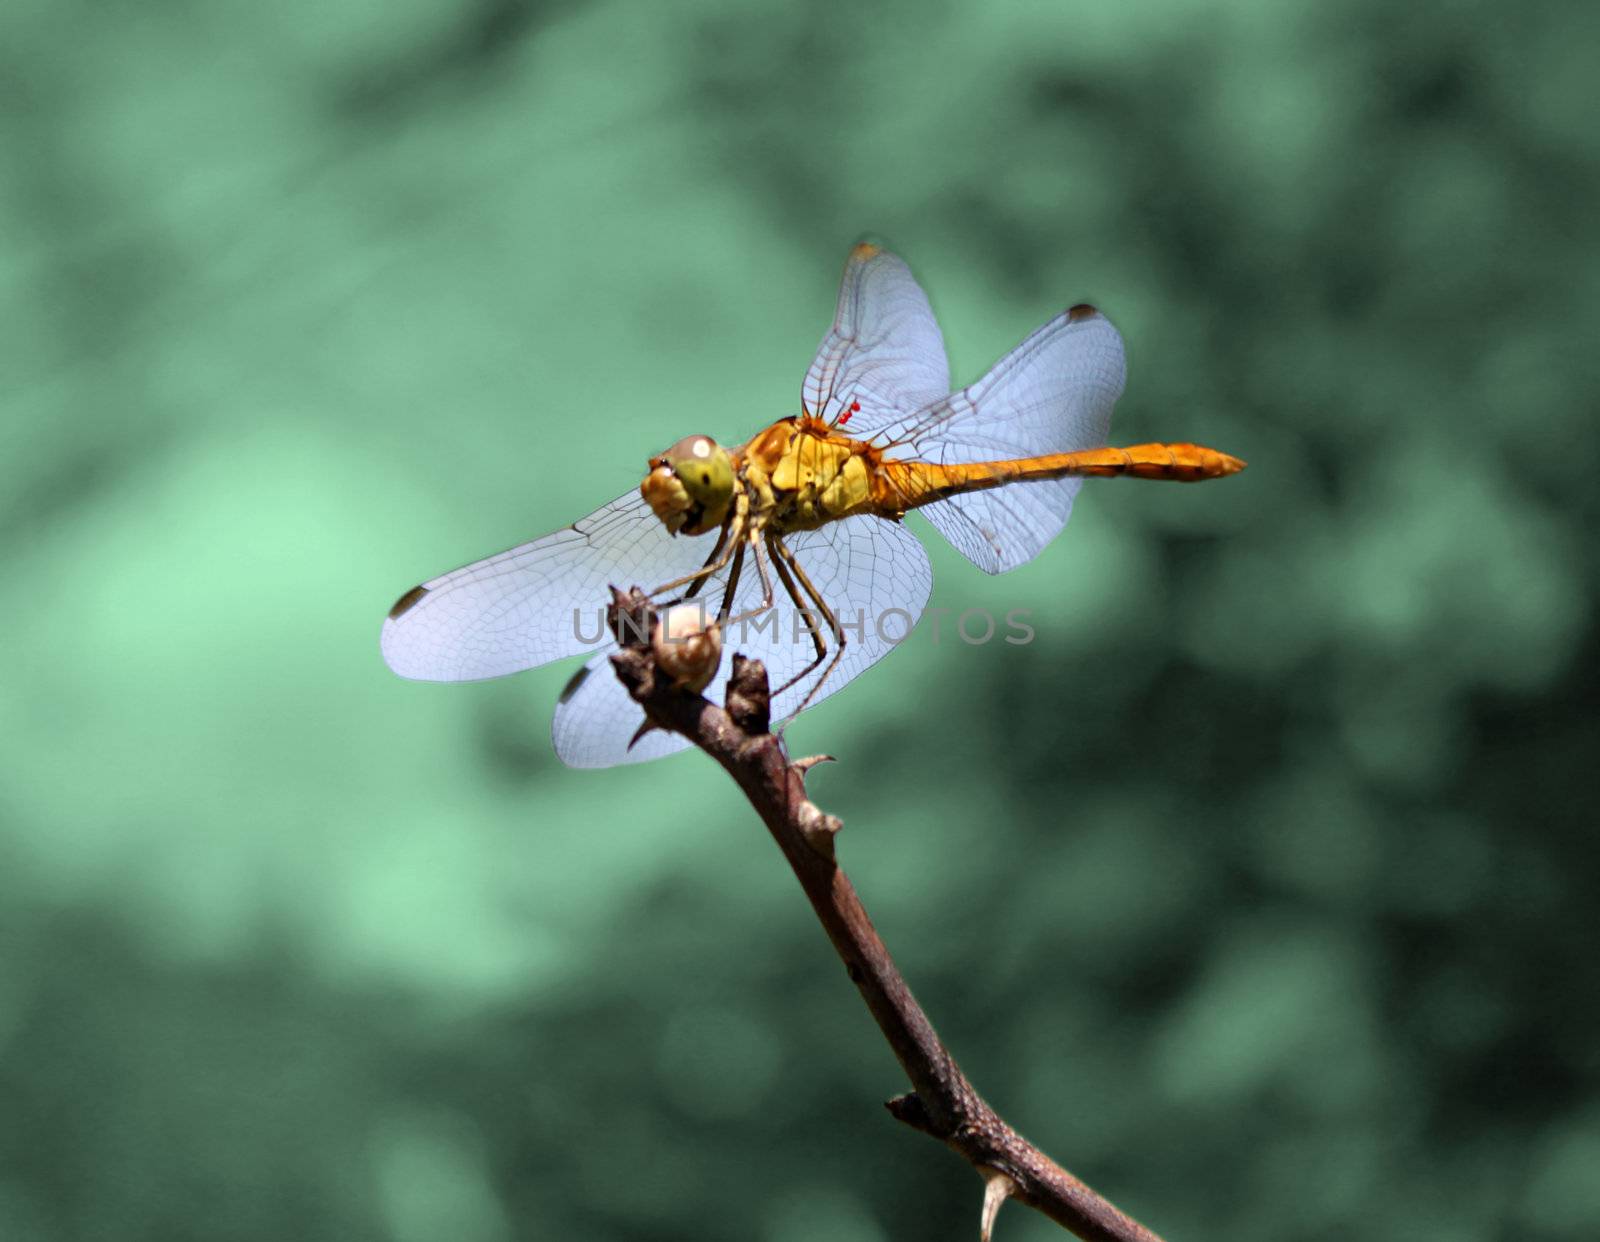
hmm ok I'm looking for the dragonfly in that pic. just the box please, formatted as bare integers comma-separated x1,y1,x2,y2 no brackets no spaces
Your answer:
381,242,1244,768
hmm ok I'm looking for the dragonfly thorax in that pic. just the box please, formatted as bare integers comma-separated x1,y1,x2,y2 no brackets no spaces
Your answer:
743,417,879,532
641,434,736,536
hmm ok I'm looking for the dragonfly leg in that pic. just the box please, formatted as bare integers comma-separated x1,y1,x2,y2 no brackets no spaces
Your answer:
768,536,844,715
714,536,749,623
676,509,734,605
722,529,778,627
648,495,746,600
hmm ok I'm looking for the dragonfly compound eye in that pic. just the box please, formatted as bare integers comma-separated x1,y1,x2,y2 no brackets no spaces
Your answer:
642,435,733,535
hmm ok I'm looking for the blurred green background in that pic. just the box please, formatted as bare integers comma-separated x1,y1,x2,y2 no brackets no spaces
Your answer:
3,0,1596,1239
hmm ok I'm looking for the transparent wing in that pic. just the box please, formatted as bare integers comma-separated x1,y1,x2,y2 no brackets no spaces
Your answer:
802,242,950,427
551,662,695,766
738,515,935,723
874,306,1127,574
553,514,934,769
381,489,725,682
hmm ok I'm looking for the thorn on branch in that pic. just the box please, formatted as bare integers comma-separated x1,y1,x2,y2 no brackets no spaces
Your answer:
980,1169,1017,1242
796,799,843,859
626,718,659,752
886,1092,937,1136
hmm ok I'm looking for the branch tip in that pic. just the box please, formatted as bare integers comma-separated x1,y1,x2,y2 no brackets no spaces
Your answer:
725,652,771,734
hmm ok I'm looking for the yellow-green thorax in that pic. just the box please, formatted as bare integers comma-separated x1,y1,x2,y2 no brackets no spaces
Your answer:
738,416,878,532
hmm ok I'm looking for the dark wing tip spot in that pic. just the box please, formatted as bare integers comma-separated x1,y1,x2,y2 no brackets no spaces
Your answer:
388,584,429,620
1067,303,1098,322
558,664,591,704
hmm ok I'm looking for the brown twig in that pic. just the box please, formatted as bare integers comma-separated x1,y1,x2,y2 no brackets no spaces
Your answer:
606,587,1166,1242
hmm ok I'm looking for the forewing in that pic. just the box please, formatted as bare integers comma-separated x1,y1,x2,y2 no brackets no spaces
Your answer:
381,489,723,682
898,307,1126,574
552,515,933,768
802,243,950,428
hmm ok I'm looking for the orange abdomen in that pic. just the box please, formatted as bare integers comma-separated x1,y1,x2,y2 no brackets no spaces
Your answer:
871,442,1245,513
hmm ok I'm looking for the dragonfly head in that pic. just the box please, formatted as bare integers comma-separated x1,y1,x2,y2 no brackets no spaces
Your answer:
642,435,734,536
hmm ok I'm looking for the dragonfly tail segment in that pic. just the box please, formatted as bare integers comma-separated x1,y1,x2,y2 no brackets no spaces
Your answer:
876,442,1246,511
